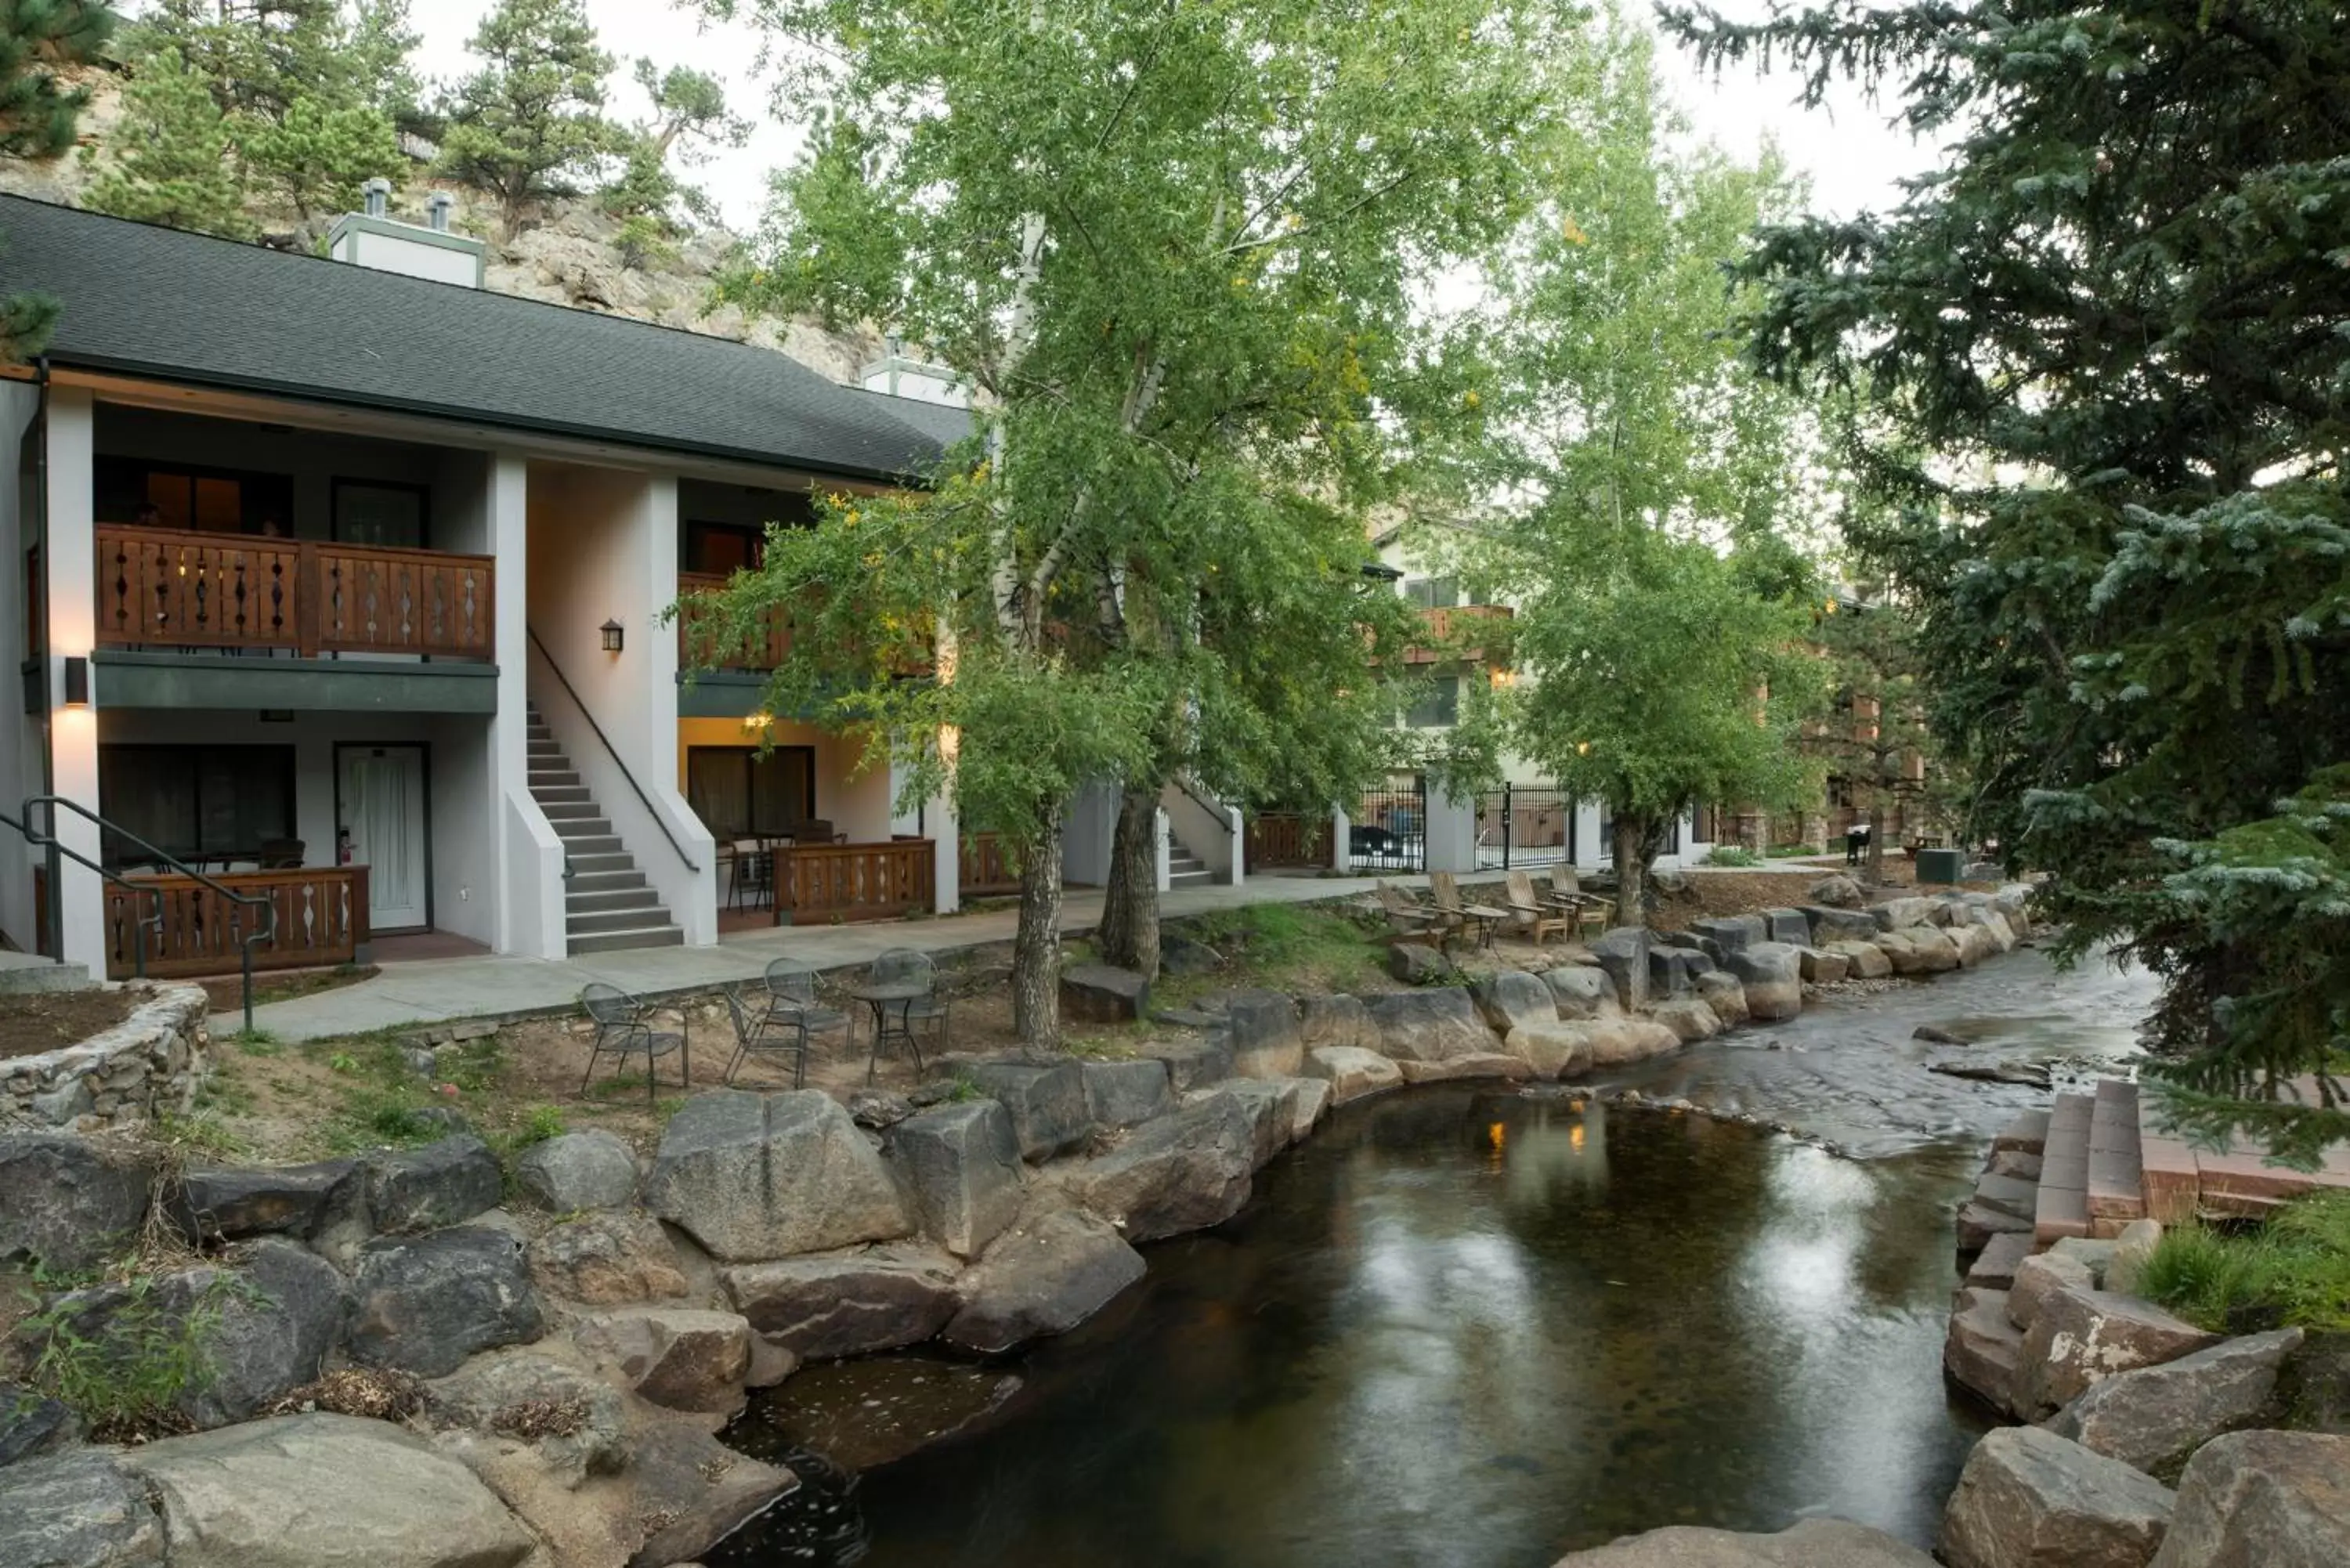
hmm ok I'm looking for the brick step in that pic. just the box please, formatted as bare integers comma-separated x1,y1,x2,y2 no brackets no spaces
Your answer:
2034,1091,2094,1246
2086,1077,2146,1235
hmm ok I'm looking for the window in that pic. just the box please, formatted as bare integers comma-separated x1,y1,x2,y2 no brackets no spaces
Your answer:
686,746,816,840
333,480,428,548
684,521,763,576
97,745,295,867
1402,576,1459,610
96,457,295,536
1405,675,1459,728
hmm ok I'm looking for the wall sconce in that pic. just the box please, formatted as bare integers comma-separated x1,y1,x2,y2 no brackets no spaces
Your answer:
62,656,89,707
600,619,624,655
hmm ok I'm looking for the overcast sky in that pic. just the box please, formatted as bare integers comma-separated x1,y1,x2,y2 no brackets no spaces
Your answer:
403,0,1937,232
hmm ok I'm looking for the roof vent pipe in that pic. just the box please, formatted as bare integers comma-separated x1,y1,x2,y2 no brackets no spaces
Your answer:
427,192,453,233
363,178,391,219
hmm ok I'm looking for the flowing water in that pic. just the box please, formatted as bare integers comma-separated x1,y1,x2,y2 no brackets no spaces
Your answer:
716,948,2159,1568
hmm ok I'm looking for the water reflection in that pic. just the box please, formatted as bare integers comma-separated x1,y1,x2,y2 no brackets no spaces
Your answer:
719,1092,1988,1568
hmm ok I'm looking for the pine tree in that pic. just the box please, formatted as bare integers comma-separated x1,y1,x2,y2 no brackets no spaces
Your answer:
1668,0,2350,1162
436,0,618,239
2,0,117,361
85,45,255,240
244,92,400,222
600,60,747,229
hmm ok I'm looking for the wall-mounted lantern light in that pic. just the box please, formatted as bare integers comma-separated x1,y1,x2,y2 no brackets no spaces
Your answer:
62,656,89,707
600,619,624,655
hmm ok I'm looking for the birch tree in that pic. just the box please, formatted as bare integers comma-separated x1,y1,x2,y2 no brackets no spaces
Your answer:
698,0,1579,1037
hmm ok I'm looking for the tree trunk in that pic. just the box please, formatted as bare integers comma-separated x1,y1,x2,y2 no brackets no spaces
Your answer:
1097,785,1162,979
1866,752,1893,887
1010,828,1064,1046
1611,810,1650,928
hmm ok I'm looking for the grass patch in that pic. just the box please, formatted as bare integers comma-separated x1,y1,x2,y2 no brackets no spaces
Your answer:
230,1028,283,1057
2138,1192,2350,1334
1163,901,1388,1002
16,1272,241,1441
1702,844,1763,868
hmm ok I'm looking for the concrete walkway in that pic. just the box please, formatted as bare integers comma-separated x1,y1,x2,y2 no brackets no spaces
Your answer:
240,872,1395,1043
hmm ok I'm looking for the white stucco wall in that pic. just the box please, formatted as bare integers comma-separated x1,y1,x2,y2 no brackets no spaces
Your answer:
42,387,102,970
0,381,42,955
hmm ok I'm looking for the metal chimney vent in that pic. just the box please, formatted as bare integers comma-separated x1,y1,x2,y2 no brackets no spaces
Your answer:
427,192,454,233
363,178,391,219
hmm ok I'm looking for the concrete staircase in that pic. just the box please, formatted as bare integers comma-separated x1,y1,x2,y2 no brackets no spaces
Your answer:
0,950,91,995
1166,833,1216,890
527,705,682,956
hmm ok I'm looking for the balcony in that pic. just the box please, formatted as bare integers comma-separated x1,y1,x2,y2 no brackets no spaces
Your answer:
1404,603,1513,664
677,570,793,672
96,526,494,660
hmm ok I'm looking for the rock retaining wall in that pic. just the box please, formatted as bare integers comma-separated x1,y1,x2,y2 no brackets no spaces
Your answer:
0,982,210,1133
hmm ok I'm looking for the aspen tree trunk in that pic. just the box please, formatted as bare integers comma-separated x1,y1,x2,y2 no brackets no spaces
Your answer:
1097,785,1163,979
1611,810,1650,928
1010,826,1065,1046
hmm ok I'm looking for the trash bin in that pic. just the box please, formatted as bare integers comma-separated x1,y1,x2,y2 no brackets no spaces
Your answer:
1914,847,1965,885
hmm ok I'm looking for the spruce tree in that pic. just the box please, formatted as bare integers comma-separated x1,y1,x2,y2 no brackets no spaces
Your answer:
436,0,617,238
2,0,117,361
1668,0,2350,1162
85,45,255,240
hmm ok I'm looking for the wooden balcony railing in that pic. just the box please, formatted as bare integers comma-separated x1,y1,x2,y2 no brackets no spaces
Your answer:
101,866,369,980
959,831,1021,897
1404,603,1513,665
772,839,935,923
1246,812,1331,868
96,526,494,659
678,570,792,672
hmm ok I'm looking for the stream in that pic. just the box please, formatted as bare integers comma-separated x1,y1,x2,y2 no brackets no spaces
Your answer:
714,947,2159,1568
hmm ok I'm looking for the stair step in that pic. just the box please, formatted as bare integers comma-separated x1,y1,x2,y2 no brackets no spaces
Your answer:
529,769,582,789
568,925,685,955
540,799,599,819
2034,1091,2095,1246
551,819,616,842
2086,1078,2145,1234
568,905,671,934
532,786,592,807
562,836,626,860
569,891,664,918
566,869,648,894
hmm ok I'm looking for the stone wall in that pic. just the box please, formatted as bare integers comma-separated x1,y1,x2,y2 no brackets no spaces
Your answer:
0,983,210,1133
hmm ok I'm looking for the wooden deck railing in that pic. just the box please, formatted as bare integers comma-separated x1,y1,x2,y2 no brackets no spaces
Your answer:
677,570,792,672
772,840,935,923
959,831,1021,896
1404,603,1513,664
1246,812,1331,868
96,526,494,659
101,867,369,980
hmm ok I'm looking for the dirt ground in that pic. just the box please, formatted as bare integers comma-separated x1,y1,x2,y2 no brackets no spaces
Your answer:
198,963,379,1015
0,988,139,1061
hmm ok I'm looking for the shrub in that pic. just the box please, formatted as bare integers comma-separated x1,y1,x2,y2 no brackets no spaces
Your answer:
18,1273,239,1440
1703,845,1762,868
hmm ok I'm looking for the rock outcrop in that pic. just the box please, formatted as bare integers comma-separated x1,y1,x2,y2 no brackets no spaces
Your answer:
2148,1429,2350,1568
1939,1425,2174,1568
2049,1329,2304,1479
644,1090,913,1261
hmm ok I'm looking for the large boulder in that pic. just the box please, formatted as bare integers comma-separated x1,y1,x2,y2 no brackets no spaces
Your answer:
1872,896,1936,931
1141,1034,1235,1093
1904,927,1964,973
1650,999,1723,1044
1298,994,1381,1055
1548,1517,1937,1566
1646,945,1712,1000
2016,1285,2223,1419
1694,969,1751,1028
119,1411,537,1568
1386,942,1453,985
884,1100,1025,1259
0,1133,151,1275
1807,874,1866,909
1804,905,1882,945
421,1351,628,1489
1217,991,1306,1079
1472,970,1557,1035
2049,1329,2305,1480
365,1136,503,1235
0,1449,164,1568
1950,923,2001,968
1303,1045,1402,1104
1797,947,1851,985
1689,915,1768,959
1397,1053,1535,1084
1589,927,1651,1010
1505,1022,1596,1078
643,1089,915,1260
1066,1093,1253,1242
1365,988,1497,1064
1945,1286,2026,1415
1939,1425,2174,1568
1542,965,1619,1020
168,1159,359,1246
1060,963,1149,1024
941,1204,1147,1355
1762,908,1812,946
2148,1429,2350,1568
720,1245,962,1361
1220,1080,1306,1168
1725,942,1803,1021
1080,1059,1177,1129
2007,1250,2099,1330
572,1307,755,1416
527,1210,689,1305
513,1130,639,1212
1827,939,1894,980
957,1061,1094,1162
348,1227,544,1378
0,1379,78,1469
1583,1017,1684,1067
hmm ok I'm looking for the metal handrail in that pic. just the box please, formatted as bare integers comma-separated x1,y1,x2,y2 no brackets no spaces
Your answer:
22,795,277,1031
1170,775,1235,834
0,807,164,981
526,627,700,873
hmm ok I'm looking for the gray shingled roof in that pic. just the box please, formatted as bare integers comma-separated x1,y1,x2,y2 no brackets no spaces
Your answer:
0,194,950,483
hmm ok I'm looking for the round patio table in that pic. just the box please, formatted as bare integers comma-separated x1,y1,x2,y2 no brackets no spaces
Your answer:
846,980,931,1083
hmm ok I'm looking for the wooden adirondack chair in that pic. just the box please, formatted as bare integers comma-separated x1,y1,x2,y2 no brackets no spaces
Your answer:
1430,871,1510,949
1374,880,1459,948
1546,863,1614,938
1504,869,1571,948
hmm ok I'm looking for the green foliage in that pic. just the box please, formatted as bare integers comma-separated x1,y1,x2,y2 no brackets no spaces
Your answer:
1669,0,2350,1159
1809,593,1954,880
20,1272,236,1438
1703,844,1762,868
2139,1195,2350,1334
233,1027,282,1057
244,92,400,220
508,1103,566,1148
612,211,677,270
85,45,256,238
0,0,114,161
436,0,619,237
599,57,745,227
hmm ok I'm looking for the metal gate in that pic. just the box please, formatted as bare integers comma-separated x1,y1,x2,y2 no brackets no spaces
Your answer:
1477,783,1574,869
1351,778,1426,873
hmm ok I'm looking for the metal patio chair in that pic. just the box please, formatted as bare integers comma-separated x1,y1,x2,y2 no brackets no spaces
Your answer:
577,981,687,1103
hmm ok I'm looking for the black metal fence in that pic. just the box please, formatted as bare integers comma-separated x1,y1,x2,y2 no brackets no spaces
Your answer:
1477,783,1574,869
1351,779,1427,873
